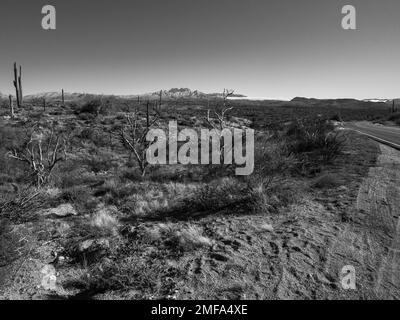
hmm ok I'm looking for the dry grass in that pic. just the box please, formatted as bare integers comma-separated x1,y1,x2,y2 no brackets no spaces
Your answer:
311,174,343,189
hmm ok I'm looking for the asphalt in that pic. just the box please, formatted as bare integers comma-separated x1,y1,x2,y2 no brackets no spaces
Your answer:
345,122,400,150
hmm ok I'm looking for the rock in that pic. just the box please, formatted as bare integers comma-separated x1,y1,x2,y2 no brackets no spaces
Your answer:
45,203,77,217
337,186,349,193
260,223,274,232
40,265,57,291
74,238,110,264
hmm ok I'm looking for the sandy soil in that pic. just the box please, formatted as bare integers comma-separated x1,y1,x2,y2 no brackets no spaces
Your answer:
176,143,400,300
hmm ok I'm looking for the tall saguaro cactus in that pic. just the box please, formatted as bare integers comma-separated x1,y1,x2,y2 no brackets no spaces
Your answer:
18,65,23,103
13,63,23,107
62,89,65,106
9,95,14,118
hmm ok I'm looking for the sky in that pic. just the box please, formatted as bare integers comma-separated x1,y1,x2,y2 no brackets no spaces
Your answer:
1,0,400,99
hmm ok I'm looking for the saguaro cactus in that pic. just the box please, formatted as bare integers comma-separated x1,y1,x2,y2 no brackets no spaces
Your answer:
18,65,23,103
62,89,65,106
13,63,23,107
9,95,14,118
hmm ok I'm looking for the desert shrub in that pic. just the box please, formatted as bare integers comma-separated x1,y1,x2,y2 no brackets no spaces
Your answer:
265,182,301,210
66,101,79,110
83,153,116,174
120,168,145,182
311,174,343,189
286,117,347,168
78,99,102,115
66,254,180,299
153,178,267,219
330,113,343,122
168,225,213,251
53,162,94,189
59,185,97,213
75,127,110,148
94,178,130,201
77,128,95,140
77,98,119,117
89,206,120,236
320,131,348,162
77,112,96,121
287,117,334,152
388,112,400,125
252,135,296,189
0,219,18,267
139,223,212,252
0,188,47,223
6,127,68,187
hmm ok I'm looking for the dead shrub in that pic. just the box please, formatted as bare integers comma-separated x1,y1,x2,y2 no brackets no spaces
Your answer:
0,188,47,223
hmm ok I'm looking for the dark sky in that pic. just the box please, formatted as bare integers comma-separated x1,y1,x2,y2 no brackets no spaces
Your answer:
1,0,400,99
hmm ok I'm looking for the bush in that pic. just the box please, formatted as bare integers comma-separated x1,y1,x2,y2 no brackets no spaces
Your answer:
66,254,179,298
0,188,46,223
78,99,103,115
0,219,19,267
287,117,347,165
154,178,268,219
253,135,296,188
84,153,116,174
330,113,343,122
388,112,400,125
311,174,343,189
139,223,213,252
59,185,97,213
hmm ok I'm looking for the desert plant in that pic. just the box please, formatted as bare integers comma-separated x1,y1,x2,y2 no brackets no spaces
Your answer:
287,117,347,163
8,95,14,118
13,63,23,107
119,102,160,176
253,135,296,190
7,126,68,187
205,89,235,131
204,89,235,164
311,173,343,189
0,188,46,223
78,99,103,115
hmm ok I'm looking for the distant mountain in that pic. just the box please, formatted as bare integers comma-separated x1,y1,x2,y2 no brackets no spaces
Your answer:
23,89,246,101
292,97,361,104
24,92,91,101
144,88,246,99
290,97,388,108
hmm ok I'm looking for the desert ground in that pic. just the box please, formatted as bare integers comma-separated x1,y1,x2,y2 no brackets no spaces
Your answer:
0,91,400,299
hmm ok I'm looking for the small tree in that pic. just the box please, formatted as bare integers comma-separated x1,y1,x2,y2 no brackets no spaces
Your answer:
204,89,235,164
7,127,68,187
205,89,234,131
119,102,160,176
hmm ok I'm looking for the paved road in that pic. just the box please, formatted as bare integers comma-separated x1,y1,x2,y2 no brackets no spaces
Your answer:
345,122,400,150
